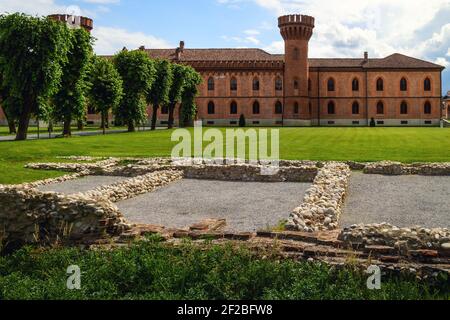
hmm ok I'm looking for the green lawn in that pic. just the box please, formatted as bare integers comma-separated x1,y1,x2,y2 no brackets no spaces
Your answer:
1,127,450,184
1,238,448,300
0,125,127,136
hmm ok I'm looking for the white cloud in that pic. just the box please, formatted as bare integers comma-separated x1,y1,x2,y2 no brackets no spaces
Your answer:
93,26,172,55
435,57,449,68
219,0,450,62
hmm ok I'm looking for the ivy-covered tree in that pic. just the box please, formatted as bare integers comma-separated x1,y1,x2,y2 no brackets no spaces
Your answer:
180,66,202,127
166,64,188,129
0,13,71,140
146,59,173,130
114,49,155,132
52,27,93,136
88,56,123,135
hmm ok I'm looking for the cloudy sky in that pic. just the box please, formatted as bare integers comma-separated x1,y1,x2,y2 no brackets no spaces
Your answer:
1,0,449,90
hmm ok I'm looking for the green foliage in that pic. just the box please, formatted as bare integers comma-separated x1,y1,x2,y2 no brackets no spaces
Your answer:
239,114,246,127
87,56,123,117
52,28,93,132
168,64,188,106
147,59,173,108
0,242,447,300
113,50,155,131
180,66,202,126
0,13,71,139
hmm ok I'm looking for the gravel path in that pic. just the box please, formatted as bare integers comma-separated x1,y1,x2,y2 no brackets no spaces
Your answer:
38,176,129,194
116,179,310,232
342,173,450,228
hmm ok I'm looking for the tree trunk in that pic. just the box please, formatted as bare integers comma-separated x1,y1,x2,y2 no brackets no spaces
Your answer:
105,113,109,128
168,103,176,129
128,120,135,132
77,119,84,131
63,115,72,136
101,111,107,135
8,118,16,134
151,104,159,131
15,96,33,141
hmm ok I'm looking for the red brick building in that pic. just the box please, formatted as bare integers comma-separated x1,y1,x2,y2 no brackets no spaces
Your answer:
145,14,446,127
0,14,446,127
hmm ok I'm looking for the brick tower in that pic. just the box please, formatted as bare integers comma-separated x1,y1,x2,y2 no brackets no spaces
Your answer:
278,14,315,125
48,14,93,33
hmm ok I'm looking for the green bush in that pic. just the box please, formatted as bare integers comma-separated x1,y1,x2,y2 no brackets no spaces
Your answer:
0,239,448,300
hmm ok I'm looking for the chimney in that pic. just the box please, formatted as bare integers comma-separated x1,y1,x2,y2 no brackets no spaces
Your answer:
364,51,369,62
179,41,185,52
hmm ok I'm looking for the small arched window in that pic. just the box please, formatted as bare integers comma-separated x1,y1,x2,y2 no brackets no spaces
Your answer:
207,77,215,91
275,101,283,114
293,47,300,60
376,101,384,114
328,101,335,114
424,101,432,114
308,78,312,91
161,105,169,114
294,102,299,114
207,101,215,114
253,101,260,114
230,101,238,114
230,77,237,91
294,79,299,90
308,103,312,115
424,78,431,91
327,78,335,92
352,101,360,115
275,77,283,91
252,77,260,91
376,78,384,91
400,78,407,91
352,78,359,91
400,101,408,114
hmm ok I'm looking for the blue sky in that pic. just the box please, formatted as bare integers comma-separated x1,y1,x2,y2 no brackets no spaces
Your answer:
1,0,450,91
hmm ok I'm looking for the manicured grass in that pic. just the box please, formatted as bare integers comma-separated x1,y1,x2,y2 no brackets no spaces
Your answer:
0,239,448,300
1,127,450,184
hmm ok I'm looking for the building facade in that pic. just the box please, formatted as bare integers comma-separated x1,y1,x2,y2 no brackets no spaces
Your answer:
146,14,446,127
0,14,446,127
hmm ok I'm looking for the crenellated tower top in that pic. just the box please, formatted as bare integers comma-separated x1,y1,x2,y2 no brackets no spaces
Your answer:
278,14,315,41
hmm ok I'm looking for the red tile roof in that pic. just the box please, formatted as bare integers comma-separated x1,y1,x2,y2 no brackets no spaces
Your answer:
115,48,444,70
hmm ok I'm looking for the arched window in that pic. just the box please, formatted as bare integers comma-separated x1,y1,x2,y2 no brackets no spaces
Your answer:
424,101,432,114
275,101,283,114
400,78,407,91
252,77,260,91
294,79,299,90
376,78,384,91
400,101,408,114
207,77,215,91
87,106,96,115
327,101,335,114
252,101,260,114
308,78,312,91
230,101,238,114
294,102,299,114
230,77,237,91
327,78,335,92
376,101,384,114
424,78,431,91
352,78,359,91
161,105,169,114
308,103,312,115
293,48,300,60
352,101,360,115
207,101,215,114
275,77,283,91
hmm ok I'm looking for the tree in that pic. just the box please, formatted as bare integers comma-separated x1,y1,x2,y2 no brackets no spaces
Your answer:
166,64,188,129
52,27,93,136
88,56,123,135
0,73,17,134
0,13,71,140
239,114,246,127
146,59,173,130
114,49,155,132
180,67,202,127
